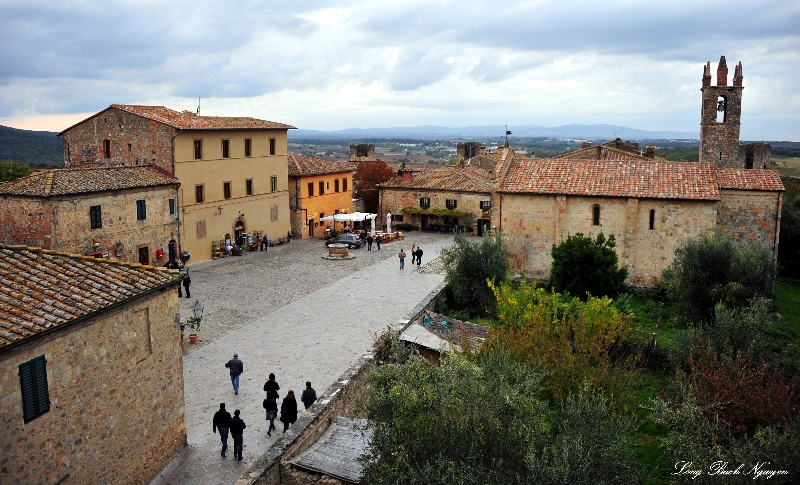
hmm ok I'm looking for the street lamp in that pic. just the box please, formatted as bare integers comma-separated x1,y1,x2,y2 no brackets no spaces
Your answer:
174,300,204,334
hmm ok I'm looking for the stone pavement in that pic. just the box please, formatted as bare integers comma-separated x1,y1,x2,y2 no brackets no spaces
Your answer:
150,233,453,485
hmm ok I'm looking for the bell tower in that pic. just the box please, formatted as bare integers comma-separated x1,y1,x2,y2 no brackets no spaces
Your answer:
699,56,744,167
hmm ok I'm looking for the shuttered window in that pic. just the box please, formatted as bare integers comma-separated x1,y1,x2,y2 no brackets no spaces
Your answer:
19,355,50,423
169,198,175,215
136,200,147,220
90,205,102,229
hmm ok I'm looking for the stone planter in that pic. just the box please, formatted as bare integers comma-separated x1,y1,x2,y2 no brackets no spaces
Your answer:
323,243,355,260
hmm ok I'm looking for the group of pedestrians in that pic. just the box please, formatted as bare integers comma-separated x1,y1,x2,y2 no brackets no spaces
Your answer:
362,233,383,251
406,245,423,268
165,258,192,298
215,353,319,462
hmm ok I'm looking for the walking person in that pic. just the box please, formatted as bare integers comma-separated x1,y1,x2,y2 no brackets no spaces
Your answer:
415,246,423,267
166,259,183,296
263,373,280,399
366,234,373,251
213,403,232,457
261,233,269,251
263,394,278,436
410,244,417,265
279,390,298,433
225,353,244,395
398,248,406,270
228,410,246,461
182,270,191,298
301,382,317,410
376,235,382,251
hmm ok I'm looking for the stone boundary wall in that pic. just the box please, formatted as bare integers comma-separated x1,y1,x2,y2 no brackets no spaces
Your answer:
234,280,447,485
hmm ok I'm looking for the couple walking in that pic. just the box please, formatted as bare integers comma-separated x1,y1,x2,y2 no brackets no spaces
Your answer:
212,404,246,461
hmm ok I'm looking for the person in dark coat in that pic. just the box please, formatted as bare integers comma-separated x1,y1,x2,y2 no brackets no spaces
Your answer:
300,382,317,410
263,373,280,399
182,270,191,298
280,390,298,433
228,410,246,461
212,403,232,457
410,245,417,265
359,232,367,245
263,395,278,436
260,233,269,251
376,235,382,251
415,247,423,267
225,353,244,395
366,234,374,251
166,259,183,296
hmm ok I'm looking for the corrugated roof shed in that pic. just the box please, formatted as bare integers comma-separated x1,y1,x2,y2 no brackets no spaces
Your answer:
0,166,178,197
0,246,180,349
289,417,372,483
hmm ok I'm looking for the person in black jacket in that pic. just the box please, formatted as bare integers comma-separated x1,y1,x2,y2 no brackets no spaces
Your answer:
212,403,232,457
263,395,278,436
182,270,191,298
263,373,280,399
225,353,244,395
228,409,247,461
301,382,317,410
415,247,423,267
280,390,298,433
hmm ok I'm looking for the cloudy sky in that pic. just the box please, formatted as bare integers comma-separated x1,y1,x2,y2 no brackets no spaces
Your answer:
1,0,798,140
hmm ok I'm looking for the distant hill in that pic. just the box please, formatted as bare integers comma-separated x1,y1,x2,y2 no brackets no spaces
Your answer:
0,125,63,167
290,124,700,141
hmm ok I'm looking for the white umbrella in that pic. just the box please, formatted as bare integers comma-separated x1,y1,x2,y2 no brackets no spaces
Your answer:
370,217,375,235
387,212,392,233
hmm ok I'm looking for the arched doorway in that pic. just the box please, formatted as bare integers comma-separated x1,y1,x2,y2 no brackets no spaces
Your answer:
168,239,177,262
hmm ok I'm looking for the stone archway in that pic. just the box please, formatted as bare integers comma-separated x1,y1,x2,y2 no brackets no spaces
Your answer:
233,215,247,245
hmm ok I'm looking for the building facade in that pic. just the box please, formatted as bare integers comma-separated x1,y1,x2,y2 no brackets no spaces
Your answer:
0,246,185,485
0,166,179,265
59,105,295,262
287,154,355,238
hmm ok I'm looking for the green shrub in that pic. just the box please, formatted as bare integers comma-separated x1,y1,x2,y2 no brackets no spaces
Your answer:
440,231,510,317
393,223,418,231
663,234,776,325
550,232,627,299
0,160,32,182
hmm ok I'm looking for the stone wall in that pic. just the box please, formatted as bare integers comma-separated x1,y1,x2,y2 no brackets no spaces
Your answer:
0,287,185,485
380,188,491,228
717,189,782,253
498,193,718,284
349,144,375,162
62,107,178,174
237,282,447,485
0,197,56,248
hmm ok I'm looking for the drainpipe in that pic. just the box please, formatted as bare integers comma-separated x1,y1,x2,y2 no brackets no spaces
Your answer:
773,192,782,255
171,129,183,256
499,193,503,232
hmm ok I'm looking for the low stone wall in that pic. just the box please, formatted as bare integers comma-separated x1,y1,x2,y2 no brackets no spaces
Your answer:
235,281,447,485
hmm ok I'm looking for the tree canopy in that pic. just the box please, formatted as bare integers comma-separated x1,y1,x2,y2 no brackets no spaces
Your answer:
353,161,395,214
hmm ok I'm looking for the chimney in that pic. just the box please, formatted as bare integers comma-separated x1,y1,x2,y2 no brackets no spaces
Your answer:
645,145,656,158
581,141,592,149
716,56,728,86
702,62,711,87
401,170,413,183
504,139,509,148
733,61,743,87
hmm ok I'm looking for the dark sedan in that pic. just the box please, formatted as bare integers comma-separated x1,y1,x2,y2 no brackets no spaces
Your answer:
325,234,364,249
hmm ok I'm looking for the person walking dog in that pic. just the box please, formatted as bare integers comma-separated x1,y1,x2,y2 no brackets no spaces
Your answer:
225,353,244,395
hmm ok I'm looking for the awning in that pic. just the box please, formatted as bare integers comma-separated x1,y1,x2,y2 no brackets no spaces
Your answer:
319,212,377,222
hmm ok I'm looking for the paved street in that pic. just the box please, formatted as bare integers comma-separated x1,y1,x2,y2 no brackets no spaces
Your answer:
150,233,453,485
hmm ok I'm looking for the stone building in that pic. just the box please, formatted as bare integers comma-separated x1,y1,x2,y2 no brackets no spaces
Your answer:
0,246,185,485
349,143,376,162
699,56,771,169
59,105,296,262
494,159,784,284
0,166,180,265
288,154,355,238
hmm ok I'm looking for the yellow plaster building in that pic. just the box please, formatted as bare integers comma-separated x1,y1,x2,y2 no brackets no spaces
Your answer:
60,105,296,262
287,154,355,238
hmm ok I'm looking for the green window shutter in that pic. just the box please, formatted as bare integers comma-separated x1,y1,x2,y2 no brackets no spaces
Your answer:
90,205,102,229
20,355,50,423
169,198,175,215
136,200,147,220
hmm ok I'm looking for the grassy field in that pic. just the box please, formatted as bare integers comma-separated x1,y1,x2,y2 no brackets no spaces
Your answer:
775,157,800,177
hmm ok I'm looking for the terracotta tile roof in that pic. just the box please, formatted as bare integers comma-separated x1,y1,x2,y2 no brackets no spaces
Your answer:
287,154,356,177
499,159,721,200
379,164,493,193
59,105,295,134
0,246,180,349
553,144,653,162
717,168,785,191
0,166,178,197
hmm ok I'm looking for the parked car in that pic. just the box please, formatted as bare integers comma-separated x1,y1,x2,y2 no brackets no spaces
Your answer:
325,234,363,249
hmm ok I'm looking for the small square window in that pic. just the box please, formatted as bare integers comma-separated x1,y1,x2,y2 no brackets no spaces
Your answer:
244,139,252,157
446,199,457,209
169,198,175,215
90,205,102,229
308,183,314,197
246,179,253,196
194,140,203,160
136,200,147,220
19,355,50,423
269,138,276,155
223,182,231,199
222,140,230,158
479,200,492,209
128,143,132,152
271,176,277,192
195,185,204,203
420,197,430,209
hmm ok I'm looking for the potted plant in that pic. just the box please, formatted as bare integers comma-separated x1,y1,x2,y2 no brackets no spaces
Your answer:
178,300,204,345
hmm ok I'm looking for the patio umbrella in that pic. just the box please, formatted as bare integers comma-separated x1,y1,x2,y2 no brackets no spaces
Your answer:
387,212,392,233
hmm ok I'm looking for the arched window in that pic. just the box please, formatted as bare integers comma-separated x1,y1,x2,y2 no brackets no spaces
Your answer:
716,95,727,123
649,209,655,230
592,205,601,226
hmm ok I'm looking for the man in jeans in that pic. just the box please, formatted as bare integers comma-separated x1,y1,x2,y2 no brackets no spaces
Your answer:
212,403,232,457
228,409,247,461
225,353,244,395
